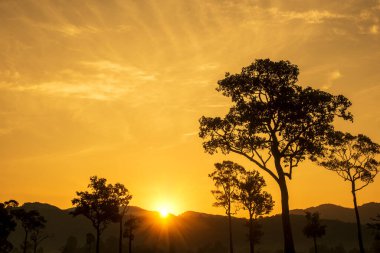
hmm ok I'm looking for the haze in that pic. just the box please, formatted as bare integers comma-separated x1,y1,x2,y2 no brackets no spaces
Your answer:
0,0,379,215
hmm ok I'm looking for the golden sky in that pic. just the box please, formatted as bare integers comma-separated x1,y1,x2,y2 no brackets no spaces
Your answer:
0,0,379,216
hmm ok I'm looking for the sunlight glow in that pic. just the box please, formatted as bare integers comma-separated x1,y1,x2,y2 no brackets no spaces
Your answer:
159,207,169,218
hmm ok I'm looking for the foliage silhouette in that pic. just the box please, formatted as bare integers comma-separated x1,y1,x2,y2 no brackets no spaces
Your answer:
71,176,120,253
303,212,326,253
0,200,19,253
235,170,274,253
112,183,132,253
12,208,46,253
209,160,245,253
123,215,142,253
199,59,352,253
318,132,380,253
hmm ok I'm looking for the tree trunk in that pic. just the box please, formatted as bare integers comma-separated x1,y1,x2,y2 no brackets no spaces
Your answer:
279,177,296,253
228,213,234,253
119,215,123,253
313,236,317,253
33,241,37,253
23,231,28,253
249,215,254,253
96,227,100,253
128,237,132,253
352,184,365,253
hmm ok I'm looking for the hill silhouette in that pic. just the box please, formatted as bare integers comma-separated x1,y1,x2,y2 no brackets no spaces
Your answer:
7,202,379,253
290,202,380,224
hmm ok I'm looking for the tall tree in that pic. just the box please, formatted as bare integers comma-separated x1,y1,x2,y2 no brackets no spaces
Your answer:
0,200,18,253
71,176,120,253
113,183,132,253
123,215,141,253
319,132,379,253
302,212,326,253
12,209,46,253
199,59,352,253
209,160,245,253
235,170,274,253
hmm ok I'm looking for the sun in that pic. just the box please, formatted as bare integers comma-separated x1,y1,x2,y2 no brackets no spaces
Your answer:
158,207,169,218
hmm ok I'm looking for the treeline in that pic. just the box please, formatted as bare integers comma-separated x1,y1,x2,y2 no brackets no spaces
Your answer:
1,176,140,253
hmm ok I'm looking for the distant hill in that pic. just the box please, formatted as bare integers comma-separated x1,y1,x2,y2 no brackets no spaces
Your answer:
290,202,380,223
7,202,379,253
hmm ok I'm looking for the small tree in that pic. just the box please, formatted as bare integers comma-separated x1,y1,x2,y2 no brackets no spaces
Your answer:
71,176,120,253
209,160,245,253
30,229,48,253
319,132,379,253
303,212,326,253
123,215,141,253
199,59,352,253
85,233,95,253
0,200,19,253
235,170,274,253
113,183,132,253
12,209,46,253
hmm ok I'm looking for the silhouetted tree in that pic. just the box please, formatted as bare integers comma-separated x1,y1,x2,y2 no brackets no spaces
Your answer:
319,132,379,253
12,209,46,253
61,236,78,253
303,212,326,253
123,215,141,253
86,233,95,253
113,183,132,253
0,200,18,253
209,160,245,253
30,229,48,253
71,176,120,253
199,59,352,253
235,170,274,253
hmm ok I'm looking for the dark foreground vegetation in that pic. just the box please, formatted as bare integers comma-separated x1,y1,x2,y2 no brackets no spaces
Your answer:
1,202,380,253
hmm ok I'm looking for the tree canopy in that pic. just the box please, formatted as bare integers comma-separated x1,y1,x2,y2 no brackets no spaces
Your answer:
199,59,352,253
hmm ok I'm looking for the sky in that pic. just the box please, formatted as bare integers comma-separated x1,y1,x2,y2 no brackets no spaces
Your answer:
0,0,379,216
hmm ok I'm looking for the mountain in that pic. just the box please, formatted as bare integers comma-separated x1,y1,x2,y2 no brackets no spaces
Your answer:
290,202,380,223
7,202,379,253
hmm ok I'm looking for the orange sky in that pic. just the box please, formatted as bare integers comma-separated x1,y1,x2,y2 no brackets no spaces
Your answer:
0,0,379,216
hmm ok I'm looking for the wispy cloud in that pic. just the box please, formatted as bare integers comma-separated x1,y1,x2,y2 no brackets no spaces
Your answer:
322,70,342,90
269,8,347,24
81,60,156,81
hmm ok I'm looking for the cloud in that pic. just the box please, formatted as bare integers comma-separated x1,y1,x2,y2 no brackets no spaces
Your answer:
322,70,342,90
82,61,156,81
269,8,347,24
370,24,379,34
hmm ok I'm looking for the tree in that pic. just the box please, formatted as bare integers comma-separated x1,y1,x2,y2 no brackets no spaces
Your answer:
302,212,326,253
209,160,245,253
199,59,352,253
30,229,48,253
12,209,46,253
0,200,19,253
113,183,132,253
71,176,120,253
123,215,141,253
235,170,274,253
85,233,95,253
319,132,379,253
